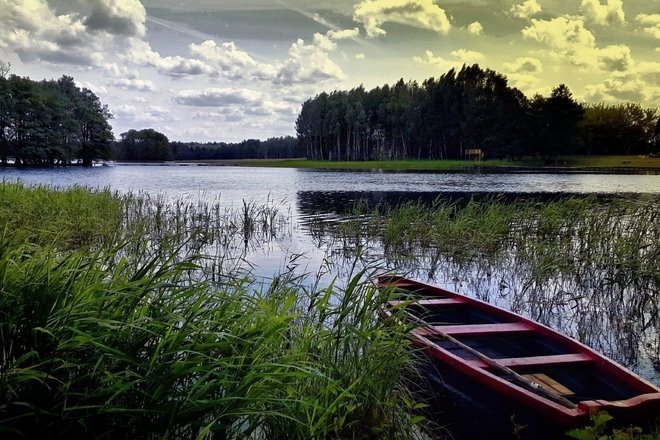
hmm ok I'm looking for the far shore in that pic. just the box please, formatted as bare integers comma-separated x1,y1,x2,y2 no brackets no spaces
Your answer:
4,155,659,174
167,156,660,174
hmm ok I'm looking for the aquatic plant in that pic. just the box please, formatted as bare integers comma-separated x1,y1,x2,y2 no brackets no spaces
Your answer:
0,237,421,439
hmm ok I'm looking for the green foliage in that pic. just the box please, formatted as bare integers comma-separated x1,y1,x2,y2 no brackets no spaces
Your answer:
184,156,660,170
0,73,113,167
0,182,422,439
297,65,532,161
0,241,419,439
172,136,299,161
0,182,123,249
118,128,171,161
567,411,658,440
296,64,657,162
581,103,658,155
533,84,585,160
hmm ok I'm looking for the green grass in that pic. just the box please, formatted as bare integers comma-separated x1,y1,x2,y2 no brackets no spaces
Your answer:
316,195,660,296
180,156,660,171
0,183,423,439
0,182,123,249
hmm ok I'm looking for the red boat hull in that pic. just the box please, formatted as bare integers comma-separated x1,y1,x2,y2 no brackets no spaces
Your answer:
378,275,660,438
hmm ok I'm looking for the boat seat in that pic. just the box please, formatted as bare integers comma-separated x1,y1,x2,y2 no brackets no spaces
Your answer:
522,373,575,396
388,298,465,308
416,322,533,337
465,353,592,369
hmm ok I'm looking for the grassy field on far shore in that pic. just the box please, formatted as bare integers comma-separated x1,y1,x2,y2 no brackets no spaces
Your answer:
179,155,660,171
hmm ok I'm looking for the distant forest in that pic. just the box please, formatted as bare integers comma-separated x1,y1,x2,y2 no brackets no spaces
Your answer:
0,63,114,167
296,64,660,161
112,130,297,162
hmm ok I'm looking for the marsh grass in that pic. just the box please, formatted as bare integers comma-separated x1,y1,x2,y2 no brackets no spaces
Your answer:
0,182,123,249
0,241,422,439
312,194,659,370
0,182,422,439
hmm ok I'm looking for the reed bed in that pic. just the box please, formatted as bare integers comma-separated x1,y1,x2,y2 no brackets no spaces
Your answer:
313,195,659,373
0,182,423,439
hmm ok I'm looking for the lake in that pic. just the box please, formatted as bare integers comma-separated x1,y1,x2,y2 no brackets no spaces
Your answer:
2,165,660,385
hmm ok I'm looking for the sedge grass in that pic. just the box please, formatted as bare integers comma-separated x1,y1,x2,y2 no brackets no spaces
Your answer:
0,182,423,439
0,237,422,439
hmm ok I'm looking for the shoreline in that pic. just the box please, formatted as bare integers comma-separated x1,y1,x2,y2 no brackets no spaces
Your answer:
3,156,660,175
133,157,660,175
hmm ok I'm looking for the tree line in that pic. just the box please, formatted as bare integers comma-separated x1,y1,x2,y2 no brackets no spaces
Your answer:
295,64,660,161
0,62,298,166
112,132,297,161
0,62,114,167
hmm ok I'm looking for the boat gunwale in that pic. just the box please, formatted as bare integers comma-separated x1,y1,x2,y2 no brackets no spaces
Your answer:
378,275,660,423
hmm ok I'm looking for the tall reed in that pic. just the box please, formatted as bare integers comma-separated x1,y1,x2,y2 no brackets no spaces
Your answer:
0,181,422,439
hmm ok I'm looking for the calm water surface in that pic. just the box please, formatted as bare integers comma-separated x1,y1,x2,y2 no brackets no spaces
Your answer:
2,165,659,384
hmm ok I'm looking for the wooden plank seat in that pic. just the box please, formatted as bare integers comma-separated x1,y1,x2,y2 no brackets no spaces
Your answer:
522,373,575,396
415,322,534,337
387,298,465,308
465,353,592,369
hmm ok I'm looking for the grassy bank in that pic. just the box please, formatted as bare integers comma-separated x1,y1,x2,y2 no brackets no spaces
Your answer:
180,155,660,171
0,183,421,439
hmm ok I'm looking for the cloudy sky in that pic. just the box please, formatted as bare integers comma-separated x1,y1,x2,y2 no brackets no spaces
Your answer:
1,0,659,142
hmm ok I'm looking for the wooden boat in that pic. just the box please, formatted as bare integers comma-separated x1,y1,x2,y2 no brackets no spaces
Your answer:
378,275,660,439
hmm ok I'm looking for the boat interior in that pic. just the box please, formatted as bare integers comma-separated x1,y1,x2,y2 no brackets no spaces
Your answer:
384,281,646,403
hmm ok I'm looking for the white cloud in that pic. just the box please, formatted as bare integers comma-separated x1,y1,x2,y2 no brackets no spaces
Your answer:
313,33,337,51
509,0,542,19
355,53,366,59
522,16,636,75
112,103,172,124
146,105,171,120
103,62,137,78
467,21,483,35
275,34,347,85
583,59,660,105
584,77,645,102
596,44,632,72
522,17,596,51
450,49,485,64
413,50,452,70
522,17,596,68
327,28,361,40
414,49,483,71
0,0,105,65
185,33,347,86
502,56,543,90
126,39,213,76
353,0,451,38
503,57,543,73
635,61,660,87
110,78,156,92
580,0,625,26
84,0,147,37
174,88,262,107
636,14,660,39
189,40,277,80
